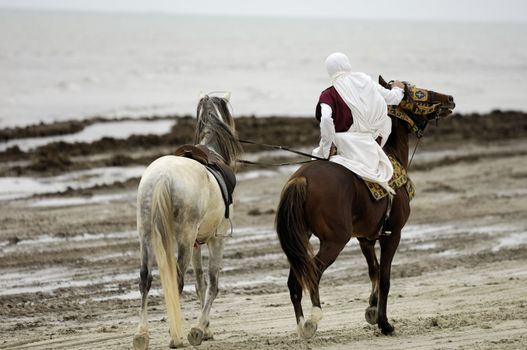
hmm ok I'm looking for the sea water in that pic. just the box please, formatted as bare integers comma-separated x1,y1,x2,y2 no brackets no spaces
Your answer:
1,10,527,127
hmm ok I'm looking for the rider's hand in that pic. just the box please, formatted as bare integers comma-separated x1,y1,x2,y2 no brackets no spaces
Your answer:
329,143,337,157
392,80,404,89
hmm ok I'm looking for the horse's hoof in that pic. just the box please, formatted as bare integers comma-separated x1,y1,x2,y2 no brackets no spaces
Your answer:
365,306,378,325
187,327,204,346
302,319,318,339
380,322,395,335
169,338,184,348
133,332,149,350
203,328,214,341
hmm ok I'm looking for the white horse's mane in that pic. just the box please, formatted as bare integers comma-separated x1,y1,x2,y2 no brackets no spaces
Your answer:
194,95,242,167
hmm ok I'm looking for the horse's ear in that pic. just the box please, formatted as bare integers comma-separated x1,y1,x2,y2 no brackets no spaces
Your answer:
224,91,231,102
198,91,205,101
379,75,390,89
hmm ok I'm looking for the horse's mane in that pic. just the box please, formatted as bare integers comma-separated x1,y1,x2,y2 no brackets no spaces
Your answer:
195,96,242,167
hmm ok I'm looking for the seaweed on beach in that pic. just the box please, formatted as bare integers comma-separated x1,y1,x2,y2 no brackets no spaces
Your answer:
1,111,526,177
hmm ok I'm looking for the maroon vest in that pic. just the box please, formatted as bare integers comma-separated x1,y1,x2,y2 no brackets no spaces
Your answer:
315,86,353,132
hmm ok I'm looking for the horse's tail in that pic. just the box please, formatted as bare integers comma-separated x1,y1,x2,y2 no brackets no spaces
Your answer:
150,175,184,343
275,176,317,293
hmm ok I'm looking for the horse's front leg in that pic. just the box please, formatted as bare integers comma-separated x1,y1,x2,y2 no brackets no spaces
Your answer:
358,237,380,325
377,230,401,335
187,236,224,346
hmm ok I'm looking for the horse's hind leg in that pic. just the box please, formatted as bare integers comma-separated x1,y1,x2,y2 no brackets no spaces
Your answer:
133,236,154,350
358,237,380,325
188,236,224,346
175,229,195,295
288,268,305,336
302,240,347,339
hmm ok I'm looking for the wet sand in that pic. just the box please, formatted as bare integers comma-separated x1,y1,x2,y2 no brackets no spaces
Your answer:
0,111,526,349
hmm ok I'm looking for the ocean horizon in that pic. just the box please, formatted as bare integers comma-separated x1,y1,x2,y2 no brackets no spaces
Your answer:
1,9,526,127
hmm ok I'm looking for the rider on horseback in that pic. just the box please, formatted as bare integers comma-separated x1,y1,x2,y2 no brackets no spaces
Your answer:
313,52,404,193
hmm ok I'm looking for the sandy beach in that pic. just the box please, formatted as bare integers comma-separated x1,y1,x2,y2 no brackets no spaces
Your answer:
1,111,526,349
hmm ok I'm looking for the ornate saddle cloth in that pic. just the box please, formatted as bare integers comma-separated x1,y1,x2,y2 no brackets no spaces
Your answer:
175,144,236,218
365,155,415,201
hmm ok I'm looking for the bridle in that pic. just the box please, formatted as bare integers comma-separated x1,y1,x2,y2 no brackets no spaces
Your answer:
387,82,444,139
387,82,444,168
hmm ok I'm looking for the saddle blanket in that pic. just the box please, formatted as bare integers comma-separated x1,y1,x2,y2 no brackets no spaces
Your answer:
365,155,415,201
206,163,236,218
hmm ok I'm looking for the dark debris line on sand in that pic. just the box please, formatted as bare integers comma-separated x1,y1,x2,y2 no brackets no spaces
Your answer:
0,110,526,178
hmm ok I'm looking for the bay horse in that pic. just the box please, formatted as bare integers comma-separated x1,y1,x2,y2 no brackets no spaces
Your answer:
133,95,242,349
276,77,455,338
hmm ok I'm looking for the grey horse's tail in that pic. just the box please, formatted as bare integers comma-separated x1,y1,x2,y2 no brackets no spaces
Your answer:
150,175,184,343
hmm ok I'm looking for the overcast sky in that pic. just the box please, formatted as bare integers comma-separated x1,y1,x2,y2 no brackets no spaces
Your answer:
0,0,526,22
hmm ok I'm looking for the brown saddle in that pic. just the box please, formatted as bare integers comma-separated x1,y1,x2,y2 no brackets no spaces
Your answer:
174,144,236,219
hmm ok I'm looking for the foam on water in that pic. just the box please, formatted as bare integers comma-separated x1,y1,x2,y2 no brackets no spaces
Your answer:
0,267,137,296
414,142,527,164
0,230,136,254
0,223,525,299
492,232,527,252
411,242,437,251
401,221,521,240
0,166,144,200
221,274,284,288
1,157,298,201
92,289,161,302
227,227,275,245
237,165,300,182
86,251,135,262
29,192,135,207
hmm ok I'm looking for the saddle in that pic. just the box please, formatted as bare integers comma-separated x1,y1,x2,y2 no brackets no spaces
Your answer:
364,155,415,201
363,155,414,240
174,144,211,165
175,144,236,219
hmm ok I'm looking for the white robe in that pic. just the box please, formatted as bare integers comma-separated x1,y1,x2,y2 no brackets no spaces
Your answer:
313,72,403,193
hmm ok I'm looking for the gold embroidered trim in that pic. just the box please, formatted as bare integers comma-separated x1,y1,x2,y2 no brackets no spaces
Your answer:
365,155,415,201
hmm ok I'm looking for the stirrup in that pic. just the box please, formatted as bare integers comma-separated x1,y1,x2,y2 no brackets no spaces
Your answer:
380,195,393,236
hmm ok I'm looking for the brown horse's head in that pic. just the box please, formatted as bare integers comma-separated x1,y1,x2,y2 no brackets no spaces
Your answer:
379,76,455,137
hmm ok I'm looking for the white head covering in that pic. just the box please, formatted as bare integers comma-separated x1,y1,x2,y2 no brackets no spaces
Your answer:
325,52,352,78
324,52,391,142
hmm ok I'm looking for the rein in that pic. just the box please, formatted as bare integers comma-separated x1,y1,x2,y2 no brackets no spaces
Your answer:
408,136,422,169
238,159,314,167
236,106,433,168
237,139,326,166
